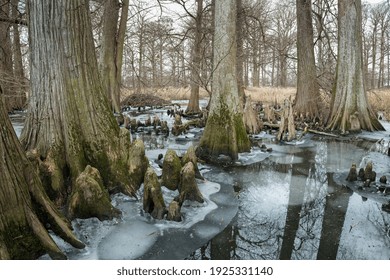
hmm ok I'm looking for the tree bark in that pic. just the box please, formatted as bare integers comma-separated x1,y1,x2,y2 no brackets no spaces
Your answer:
370,15,378,89
100,0,129,113
326,0,384,132
11,0,27,110
294,0,321,120
0,0,16,112
0,89,84,259
186,0,203,114
116,0,129,91
196,0,250,162
236,0,245,105
11,0,24,78
21,0,140,207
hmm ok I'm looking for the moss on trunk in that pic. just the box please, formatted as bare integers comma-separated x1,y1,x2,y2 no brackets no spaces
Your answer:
196,0,250,162
21,0,144,216
1,90,84,259
197,112,250,162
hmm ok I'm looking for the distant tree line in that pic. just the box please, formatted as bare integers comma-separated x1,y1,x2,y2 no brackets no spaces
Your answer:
1,0,390,113
0,0,387,259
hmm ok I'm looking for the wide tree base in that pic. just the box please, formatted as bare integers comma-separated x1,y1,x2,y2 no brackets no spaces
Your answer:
196,113,250,163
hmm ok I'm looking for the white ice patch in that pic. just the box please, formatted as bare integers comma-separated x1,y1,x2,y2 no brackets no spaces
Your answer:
61,178,221,260
154,180,220,230
236,148,270,166
359,152,390,174
97,220,159,260
338,193,390,259
358,120,390,142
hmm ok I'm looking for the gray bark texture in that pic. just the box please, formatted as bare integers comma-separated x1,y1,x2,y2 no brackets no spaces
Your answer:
21,0,142,210
196,0,250,162
326,0,384,132
0,87,84,259
294,0,321,120
186,0,203,114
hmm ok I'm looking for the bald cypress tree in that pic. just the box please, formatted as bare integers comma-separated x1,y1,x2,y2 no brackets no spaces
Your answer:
0,88,84,259
21,0,142,207
326,0,383,132
294,0,321,120
196,0,250,162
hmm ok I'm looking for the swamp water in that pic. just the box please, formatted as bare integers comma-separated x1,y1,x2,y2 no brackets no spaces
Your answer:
9,107,390,260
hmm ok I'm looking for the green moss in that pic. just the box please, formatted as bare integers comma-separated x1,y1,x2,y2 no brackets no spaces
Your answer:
143,167,167,219
234,114,251,152
198,109,250,162
162,149,182,190
1,224,45,259
127,139,149,190
68,166,121,221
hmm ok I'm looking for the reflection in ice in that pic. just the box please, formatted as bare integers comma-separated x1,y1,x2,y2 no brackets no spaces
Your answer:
339,194,390,259
10,109,390,260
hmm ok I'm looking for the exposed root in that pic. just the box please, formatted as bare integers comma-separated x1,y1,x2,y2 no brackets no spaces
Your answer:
25,205,67,260
24,159,85,249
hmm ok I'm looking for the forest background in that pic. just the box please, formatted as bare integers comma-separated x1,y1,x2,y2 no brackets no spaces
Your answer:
2,0,390,118
1,0,390,260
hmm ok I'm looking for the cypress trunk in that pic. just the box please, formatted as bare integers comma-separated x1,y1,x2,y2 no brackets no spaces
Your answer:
186,0,203,114
0,90,84,259
294,0,321,120
100,0,129,113
196,0,250,162
21,0,140,207
326,0,384,132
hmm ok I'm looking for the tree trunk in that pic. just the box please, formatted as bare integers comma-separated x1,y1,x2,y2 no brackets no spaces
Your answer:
236,0,245,105
21,0,140,207
279,52,288,87
100,0,129,113
0,0,15,112
0,89,84,259
378,18,387,88
100,0,120,112
196,0,250,162
11,0,24,80
294,0,321,120
116,0,129,93
326,0,384,132
11,0,27,109
137,17,145,92
371,22,378,89
252,48,260,87
186,0,203,114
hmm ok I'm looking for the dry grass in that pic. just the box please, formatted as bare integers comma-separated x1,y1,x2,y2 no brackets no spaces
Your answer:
120,86,209,102
368,88,390,120
246,86,390,121
244,86,296,105
121,86,390,120
121,86,295,104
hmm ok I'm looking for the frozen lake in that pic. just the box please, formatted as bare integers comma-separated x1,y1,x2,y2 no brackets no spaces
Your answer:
9,104,390,260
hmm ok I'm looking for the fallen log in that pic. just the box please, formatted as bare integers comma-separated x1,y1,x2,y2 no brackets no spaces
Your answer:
307,129,338,138
263,122,339,138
